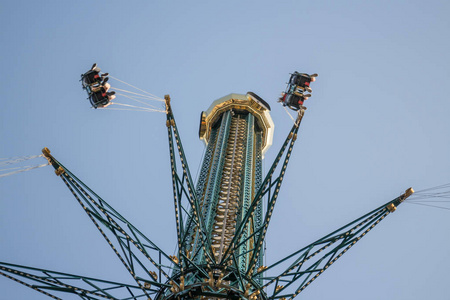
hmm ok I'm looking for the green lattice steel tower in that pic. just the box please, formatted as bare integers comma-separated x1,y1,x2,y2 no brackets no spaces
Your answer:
0,92,415,300
187,93,273,270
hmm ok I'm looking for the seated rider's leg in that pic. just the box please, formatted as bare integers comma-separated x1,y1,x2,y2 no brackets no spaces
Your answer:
92,91,106,105
91,86,101,93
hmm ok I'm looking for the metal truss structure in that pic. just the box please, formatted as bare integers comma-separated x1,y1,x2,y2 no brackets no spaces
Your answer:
1,93,414,299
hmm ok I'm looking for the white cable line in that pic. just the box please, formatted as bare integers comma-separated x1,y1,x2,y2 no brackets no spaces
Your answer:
108,75,164,101
101,107,159,113
409,200,450,203
0,163,49,178
415,183,450,193
0,164,42,172
116,93,164,110
102,104,165,113
405,201,450,211
0,155,43,166
112,87,164,102
111,102,165,113
283,106,296,124
115,94,160,100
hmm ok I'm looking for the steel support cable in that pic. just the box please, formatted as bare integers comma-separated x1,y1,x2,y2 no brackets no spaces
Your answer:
408,200,450,203
405,201,450,211
107,102,165,113
0,154,43,166
67,176,171,271
246,127,301,276
113,92,164,110
413,183,450,193
108,75,164,101
410,194,450,199
167,113,214,271
285,211,391,300
0,154,48,178
260,190,414,299
167,122,187,272
184,129,218,255
0,163,49,178
63,173,172,281
262,200,392,276
112,87,163,101
48,155,173,271
259,209,386,291
221,112,305,266
166,109,215,267
101,107,163,113
0,265,116,300
110,99,165,112
59,175,153,299
283,106,296,124
0,270,62,300
0,262,155,299
404,186,450,210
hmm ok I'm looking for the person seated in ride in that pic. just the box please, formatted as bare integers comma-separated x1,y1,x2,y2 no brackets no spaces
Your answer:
91,78,110,94
293,93,309,108
289,72,317,93
90,84,114,107
97,92,116,108
279,90,310,111
82,63,109,86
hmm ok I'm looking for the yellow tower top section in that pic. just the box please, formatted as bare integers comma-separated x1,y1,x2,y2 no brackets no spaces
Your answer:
198,92,274,156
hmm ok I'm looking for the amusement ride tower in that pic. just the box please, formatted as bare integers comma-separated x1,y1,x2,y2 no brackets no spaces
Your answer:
0,91,414,300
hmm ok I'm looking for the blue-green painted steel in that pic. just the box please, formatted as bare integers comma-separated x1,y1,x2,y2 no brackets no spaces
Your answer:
238,113,255,272
1,96,414,300
195,111,232,264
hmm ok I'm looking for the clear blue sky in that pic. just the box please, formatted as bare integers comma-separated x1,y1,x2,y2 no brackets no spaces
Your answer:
1,1,450,299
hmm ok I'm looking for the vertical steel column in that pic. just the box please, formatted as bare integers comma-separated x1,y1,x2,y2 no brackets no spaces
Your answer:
237,113,255,272
195,111,232,264
184,127,218,256
254,131,264,284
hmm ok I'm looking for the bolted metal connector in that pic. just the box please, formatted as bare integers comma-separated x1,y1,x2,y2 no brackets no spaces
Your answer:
404,187,414,199
169,255,179,264
42,147,52,165
55,166,64,176
257,265,268,273
386,203,396,212
399,187,415,203
149,270,158,281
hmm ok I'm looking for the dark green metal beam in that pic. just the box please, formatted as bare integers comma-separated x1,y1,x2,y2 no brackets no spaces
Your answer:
41,148,174,298
164,95,215,269
221,110,305,269
1,262,167,300
259,188,414,300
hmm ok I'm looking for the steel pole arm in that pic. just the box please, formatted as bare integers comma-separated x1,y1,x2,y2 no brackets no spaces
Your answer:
221,110,305,268
259,188,414,300
1,262,169,300
41,148,174,297
164,96,215,268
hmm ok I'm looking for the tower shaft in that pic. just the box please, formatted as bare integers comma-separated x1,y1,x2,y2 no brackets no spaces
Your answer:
185,93,273,279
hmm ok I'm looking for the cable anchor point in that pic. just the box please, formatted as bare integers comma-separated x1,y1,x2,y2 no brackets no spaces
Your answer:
387,187,415,212
164,94,171,114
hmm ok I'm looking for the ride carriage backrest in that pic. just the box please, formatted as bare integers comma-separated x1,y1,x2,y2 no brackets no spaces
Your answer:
82,69,102,86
